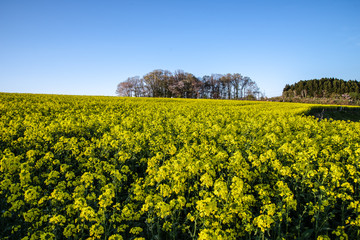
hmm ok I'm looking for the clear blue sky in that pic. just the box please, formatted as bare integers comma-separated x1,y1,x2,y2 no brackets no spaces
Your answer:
1,0,360,97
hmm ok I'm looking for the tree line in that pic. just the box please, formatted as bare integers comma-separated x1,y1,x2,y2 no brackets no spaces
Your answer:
116,69,263,100
283,78,360,99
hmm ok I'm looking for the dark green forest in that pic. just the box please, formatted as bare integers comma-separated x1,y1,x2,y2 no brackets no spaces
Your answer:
283,78,360,99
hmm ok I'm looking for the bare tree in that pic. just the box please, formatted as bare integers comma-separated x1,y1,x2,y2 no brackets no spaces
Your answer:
143,69,172,97
209,74,222,99
130,76,147,97
244,78,260,99
200,75,212,99
240,77,251,98
168,70,202,98
232,73,242,99
169,70,187,98
116,79,134,97
220,74,233,99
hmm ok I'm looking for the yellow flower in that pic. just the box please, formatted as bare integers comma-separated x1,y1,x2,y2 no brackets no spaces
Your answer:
200,173,214,188
214,178,228,201
253,214,274,232
108,234,123,240
24,187,40,203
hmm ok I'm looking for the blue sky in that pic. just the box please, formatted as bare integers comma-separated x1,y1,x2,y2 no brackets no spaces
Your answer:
1,0,360,97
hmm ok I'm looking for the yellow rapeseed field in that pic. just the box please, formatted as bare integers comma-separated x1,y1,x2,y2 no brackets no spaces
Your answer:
1,93,360,240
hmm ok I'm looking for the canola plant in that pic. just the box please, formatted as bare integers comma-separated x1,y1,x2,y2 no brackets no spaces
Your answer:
1,93,360,240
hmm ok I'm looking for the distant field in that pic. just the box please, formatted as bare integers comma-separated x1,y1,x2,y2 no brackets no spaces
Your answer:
1,93,360,240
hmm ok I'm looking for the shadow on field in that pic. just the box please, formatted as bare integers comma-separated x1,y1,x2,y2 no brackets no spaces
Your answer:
307,107,360,122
